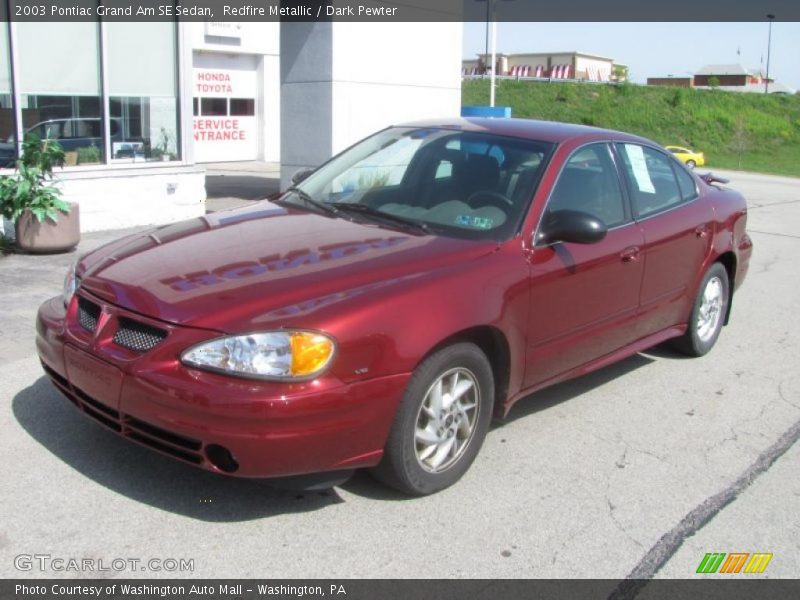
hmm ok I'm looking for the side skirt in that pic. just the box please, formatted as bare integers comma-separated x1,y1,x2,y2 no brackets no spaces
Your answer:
501,325,686,417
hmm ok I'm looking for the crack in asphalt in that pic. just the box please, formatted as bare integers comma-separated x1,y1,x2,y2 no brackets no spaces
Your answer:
747,229,800,240
607,416,800,600
747,198,800,209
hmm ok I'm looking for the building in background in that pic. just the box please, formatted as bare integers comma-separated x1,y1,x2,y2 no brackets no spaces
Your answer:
462,51,627,82
0,21,461,232
646,76,693,88
647,64,796,94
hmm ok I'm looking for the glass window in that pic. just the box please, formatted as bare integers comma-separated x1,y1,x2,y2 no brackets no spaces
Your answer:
0,22,15,168
547,143,626,227
201,98,227,116
617,144,684,218
294,128,554,242
330,134,423,193
674,163,699,201
17,22,104,164
107,22,179,162
229,98,254,116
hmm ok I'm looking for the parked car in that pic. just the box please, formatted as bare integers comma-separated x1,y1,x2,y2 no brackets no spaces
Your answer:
665,145,705,168
0,118,125,167
36,118,752,495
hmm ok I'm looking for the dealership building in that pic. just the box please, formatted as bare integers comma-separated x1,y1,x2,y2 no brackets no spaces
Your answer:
0,20,461,231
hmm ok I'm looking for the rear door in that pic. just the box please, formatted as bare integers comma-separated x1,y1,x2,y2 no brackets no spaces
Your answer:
615,143,713,336
524,142,645,388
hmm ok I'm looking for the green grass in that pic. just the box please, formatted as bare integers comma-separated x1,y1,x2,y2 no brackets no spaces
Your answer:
463,79,800,177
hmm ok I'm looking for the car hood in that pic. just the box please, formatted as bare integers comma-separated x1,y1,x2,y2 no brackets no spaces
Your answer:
78,202,498,332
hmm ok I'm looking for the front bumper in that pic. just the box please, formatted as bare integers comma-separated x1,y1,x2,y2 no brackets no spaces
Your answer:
36,293,409,478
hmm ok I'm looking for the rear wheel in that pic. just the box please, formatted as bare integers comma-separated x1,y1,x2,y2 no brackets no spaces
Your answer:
372,343,494,495
686,159,697,169
672,263,729,357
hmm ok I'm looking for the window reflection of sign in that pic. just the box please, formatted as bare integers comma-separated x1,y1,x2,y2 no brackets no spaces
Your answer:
159,237,410,293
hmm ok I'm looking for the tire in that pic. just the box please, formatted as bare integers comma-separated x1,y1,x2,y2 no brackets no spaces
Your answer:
672,263,729,357
686,159,697,169
372,342,494,495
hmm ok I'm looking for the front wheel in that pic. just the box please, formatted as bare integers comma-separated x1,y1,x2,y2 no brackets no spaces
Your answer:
672,263,729,357
371,343,494,495
686,159,697,169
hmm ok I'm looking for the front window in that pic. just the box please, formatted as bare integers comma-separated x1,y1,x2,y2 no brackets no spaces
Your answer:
546,143,627,228
290,127,554,241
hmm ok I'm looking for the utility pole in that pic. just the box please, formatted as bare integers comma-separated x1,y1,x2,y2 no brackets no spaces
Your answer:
765,14,775,94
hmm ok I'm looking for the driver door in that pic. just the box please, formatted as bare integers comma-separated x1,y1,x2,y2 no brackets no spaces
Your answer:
523,142,645,388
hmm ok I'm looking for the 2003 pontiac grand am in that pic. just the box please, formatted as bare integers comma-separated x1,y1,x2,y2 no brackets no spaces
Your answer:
36,118,752,495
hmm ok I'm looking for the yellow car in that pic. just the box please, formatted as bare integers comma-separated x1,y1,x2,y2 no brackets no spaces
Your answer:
665,145,705,168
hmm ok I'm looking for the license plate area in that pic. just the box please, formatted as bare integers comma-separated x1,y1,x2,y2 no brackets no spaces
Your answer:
64,345,123,411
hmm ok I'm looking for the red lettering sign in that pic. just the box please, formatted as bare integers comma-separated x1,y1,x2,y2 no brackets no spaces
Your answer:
193,118,247,142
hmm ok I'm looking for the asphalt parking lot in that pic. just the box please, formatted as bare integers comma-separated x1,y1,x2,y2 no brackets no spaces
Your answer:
0,168,798,580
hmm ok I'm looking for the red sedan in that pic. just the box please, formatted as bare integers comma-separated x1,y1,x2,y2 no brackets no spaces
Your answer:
36,118,753,495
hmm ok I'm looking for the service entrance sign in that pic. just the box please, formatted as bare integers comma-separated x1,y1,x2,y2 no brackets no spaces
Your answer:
192,66,258,162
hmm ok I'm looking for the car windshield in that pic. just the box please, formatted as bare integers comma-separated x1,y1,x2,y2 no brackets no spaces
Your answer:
286,127,555,241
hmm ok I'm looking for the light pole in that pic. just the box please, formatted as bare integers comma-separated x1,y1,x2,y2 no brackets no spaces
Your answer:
476,0,513,107
765,14,775,94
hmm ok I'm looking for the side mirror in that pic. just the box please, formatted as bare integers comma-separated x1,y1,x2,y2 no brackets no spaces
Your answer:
290,167,315,186
537,209,607,245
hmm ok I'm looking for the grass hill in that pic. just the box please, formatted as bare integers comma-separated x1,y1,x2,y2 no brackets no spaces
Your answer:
463,79,800,177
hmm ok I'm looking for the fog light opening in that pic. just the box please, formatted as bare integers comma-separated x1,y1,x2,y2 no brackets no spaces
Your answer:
205,444,239,473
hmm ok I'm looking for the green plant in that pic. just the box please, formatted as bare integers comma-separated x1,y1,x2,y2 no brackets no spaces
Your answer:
668,88,686,108
76,145,102,164
708,76,721,89
0,133,68,224
154,127,174,159
612,64,629,82
462,78,800,177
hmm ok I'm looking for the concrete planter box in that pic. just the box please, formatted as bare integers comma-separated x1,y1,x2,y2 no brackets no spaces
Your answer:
15,202,80,254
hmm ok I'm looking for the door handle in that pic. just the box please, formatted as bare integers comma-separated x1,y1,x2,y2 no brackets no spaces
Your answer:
620,246,640,263
695,224,710,238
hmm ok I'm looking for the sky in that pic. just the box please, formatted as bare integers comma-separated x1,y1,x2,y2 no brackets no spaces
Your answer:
463,22,800,91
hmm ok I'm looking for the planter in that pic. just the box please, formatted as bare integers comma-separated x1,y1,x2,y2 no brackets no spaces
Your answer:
15,202,80,253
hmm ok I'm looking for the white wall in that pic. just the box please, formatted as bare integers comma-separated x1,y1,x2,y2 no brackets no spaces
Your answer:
189,22,279,56
280,21,462,187
56,166,206,232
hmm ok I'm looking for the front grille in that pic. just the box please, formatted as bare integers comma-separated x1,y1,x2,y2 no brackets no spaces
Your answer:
77,297,101,331
43,364,206,466
113,317,167,352
125,415,202,451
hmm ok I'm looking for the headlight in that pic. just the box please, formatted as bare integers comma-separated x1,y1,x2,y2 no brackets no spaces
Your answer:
63,262,79,307
181,331,336,380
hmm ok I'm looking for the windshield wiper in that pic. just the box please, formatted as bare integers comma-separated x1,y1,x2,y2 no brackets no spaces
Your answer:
329,202,432,234
279,187,341,218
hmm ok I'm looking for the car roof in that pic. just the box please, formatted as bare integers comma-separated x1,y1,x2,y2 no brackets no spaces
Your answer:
394,117,656,146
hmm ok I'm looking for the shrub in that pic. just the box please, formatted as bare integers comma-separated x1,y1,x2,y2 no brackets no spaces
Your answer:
0,133,68,224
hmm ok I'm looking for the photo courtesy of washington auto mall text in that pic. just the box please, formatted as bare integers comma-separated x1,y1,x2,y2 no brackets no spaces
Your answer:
14,583,348,598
